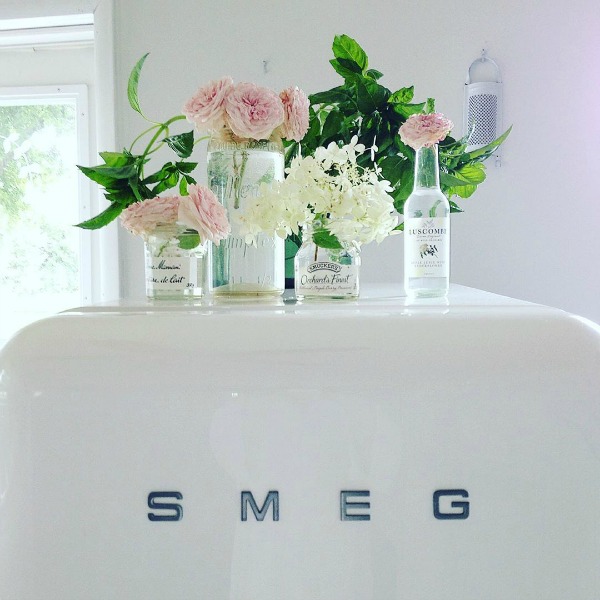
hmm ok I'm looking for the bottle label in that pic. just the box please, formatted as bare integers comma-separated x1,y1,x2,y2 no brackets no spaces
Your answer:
297,261,359,297
404,217,449,278
146,256,196,290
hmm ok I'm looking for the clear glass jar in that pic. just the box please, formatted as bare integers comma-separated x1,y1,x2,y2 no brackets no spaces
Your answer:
207,131,285,298
294,223,361,300
403,144,450,298
144,224,207,300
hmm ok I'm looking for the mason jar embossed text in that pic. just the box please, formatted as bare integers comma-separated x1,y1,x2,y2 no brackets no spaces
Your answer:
207,132,284,297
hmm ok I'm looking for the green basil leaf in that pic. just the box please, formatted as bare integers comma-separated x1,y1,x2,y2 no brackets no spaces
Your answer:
178,231,201,250
392,102,426,118
75,202,124,230
127,53,149,117
312,228,343,250
78,163,137,187
356,78,389,114
164,130,195,159
378,154,409,187
329,58,362,81
321,110,344,142
444,183,477,199
176,161,197,174
456,162,486,184
99,151,133,167
365,69,384,80
388,86,414,104
332,34,368,72
462,125,512,161
309,86,353,105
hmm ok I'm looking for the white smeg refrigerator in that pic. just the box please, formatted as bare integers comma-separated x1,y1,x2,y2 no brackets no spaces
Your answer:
1,285,599,599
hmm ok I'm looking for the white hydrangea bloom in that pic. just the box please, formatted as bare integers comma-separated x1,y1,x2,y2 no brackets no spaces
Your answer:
238,138,399,247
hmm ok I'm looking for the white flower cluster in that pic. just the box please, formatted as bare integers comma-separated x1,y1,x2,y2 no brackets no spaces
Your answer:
236,136,399,247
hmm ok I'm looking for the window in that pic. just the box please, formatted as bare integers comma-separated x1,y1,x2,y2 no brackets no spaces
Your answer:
0,12,106,348
0,85,91,345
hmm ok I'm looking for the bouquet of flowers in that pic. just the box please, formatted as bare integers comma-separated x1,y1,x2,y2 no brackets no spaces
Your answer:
183,77,309,143
237,136,398,249
76,53,309,237
291,35,511,220
119,184,230,249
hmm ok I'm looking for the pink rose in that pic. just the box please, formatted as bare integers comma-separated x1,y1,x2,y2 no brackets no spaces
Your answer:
224,82,284,140
279,86,309,142
178,184,231,245
120,195,179,237
183,76,234,131
398,113,454,150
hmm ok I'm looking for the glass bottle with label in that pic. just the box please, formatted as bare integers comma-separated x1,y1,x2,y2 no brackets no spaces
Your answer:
294,221,361,300
403,144,450,298
207,131,285,298
144,224,207,300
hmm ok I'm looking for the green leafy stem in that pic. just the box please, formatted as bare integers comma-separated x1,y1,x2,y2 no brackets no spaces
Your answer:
76,53,204,230
288,33,512,237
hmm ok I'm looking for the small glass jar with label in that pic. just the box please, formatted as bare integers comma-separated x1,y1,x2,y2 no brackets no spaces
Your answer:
144,224,207,300
294,222,361,300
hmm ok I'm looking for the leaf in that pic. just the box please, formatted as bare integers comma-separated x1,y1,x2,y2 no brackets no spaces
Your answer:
336,57,363,75
178,231,201,250
332,34,368,72
456,162,486,184
75,202,124,230
321,110,344,142
440,172,473,188
164,130,195,159
179,177,188,195
78,163,137,187
312,228,343,250
176,161,198,174
356,78,389,113
104,188,137,205
378,154,409,187
425,97,436,113
392,169,415,214
388,86,414,104
393,134,414,159
99,151,133,167
463,125,512,161
309,86,352,106
142,163,176,185
392,101,426,118
446,183,477,199
440,163,486,189
127,53,149,116
366,69,384,80
329,58,362,81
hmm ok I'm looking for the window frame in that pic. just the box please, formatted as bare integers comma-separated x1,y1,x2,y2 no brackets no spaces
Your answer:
0,83,93,304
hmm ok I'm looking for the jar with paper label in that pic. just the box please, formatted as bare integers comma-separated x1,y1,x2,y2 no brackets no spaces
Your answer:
144,224,207,299
403,143,450,298
294,222,361,300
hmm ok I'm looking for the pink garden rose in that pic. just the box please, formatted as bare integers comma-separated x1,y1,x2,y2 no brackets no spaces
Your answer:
120,195,179,237
182,76,234,131
225,82,284,140
279,86,309,142
398,113,454,150
178,184,231,245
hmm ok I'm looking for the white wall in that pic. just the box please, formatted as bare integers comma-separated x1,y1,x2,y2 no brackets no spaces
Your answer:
108,0,598,322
